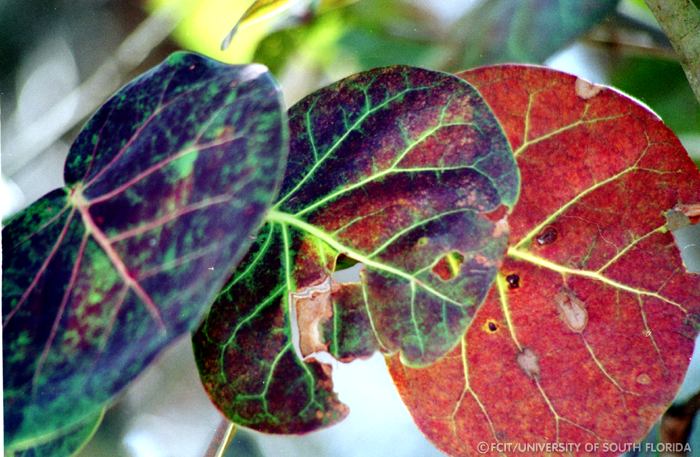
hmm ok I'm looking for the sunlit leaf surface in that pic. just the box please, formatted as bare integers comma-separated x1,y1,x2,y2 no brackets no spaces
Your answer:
388,65,700,456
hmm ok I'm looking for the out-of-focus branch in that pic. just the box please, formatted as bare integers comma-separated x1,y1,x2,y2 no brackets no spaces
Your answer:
582,36,678,60
583,9,676,60
659,391,700,456
4,6,179,177
645,0,700,104
203,419,235,457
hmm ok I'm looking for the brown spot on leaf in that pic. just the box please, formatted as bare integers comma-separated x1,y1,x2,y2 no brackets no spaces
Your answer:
636,373,651,385
292,278,335,357
575,77,603,99
516,347,540,380
555,288,588,333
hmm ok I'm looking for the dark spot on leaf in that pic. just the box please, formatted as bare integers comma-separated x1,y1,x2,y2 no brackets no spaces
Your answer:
506,274,520,289
536,226,558,245
483,319,498,333
432,251,465,281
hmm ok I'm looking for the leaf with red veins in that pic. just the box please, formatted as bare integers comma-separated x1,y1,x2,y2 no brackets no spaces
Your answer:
193,65,520,434
388,65,700,456
3,52,288,447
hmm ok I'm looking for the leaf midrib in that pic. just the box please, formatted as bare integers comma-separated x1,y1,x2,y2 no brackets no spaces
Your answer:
71,186,167,330
266,209,468,309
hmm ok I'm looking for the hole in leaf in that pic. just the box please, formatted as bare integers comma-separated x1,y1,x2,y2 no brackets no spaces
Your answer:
667,207,700,273
332,254,363,284
432,251,464,281
484,204,508,222
335,253,359,271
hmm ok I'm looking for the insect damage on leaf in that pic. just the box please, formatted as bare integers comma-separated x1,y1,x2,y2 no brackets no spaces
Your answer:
575,77,603,100
193,65,520,434
2,52,288,447
388,65,700,457
291,276,334,357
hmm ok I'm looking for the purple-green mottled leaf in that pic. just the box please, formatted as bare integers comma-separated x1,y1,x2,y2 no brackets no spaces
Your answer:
7,410,103,457
193,65,519,434
452,0,618,68
3,51,288,447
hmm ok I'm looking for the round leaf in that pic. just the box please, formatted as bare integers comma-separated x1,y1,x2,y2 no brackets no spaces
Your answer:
388,65,700,456
3,51,288,446
193,65,519,434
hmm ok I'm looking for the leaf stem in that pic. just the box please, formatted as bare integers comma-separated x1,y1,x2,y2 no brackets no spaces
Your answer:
645,0,700,104
203,418,236,457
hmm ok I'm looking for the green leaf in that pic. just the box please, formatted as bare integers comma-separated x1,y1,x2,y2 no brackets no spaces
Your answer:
3,52,288,447
253,0,443,76
451,0,619,68
220,0,310,50
610,55,700,135
7,410,103,457
193,65,519,433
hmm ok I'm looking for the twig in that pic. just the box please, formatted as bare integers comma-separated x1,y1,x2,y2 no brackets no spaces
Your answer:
582,36,678,60
644,0,700,104
4,6,179,177
607,10,673,49
203,418,236,457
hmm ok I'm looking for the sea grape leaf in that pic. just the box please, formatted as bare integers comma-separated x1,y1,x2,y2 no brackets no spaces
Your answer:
387,65,700,456
3,51,288,447
220,0,358,50
7,410,103,457
193,65,519,433
450,0,618,70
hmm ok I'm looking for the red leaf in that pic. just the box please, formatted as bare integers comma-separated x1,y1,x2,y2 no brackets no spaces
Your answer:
388,65,700,456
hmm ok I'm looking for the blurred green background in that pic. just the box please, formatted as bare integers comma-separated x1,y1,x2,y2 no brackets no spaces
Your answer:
1,1,699,456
